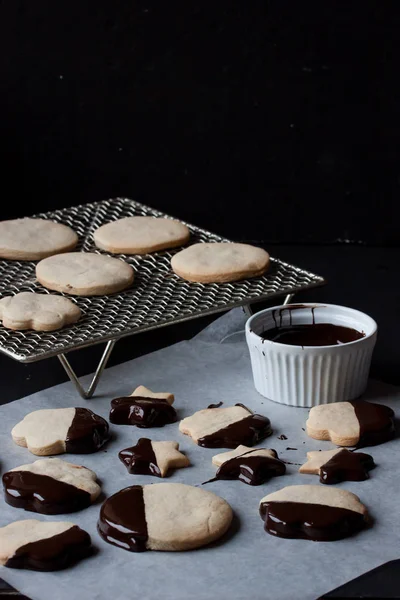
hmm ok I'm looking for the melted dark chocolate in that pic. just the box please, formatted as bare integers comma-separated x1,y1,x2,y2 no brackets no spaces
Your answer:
65,408,109,454
320,450,374,484
119,438,161,476
109,396,177,427
261,323,365,346
350,401,395,447
259,501,366,541
215,450,285,485
208,402,224,409
271,304,318,328
5,525,91,571
2,471,91,514
98,485,148,552
277,434,287,440
198,410,272,449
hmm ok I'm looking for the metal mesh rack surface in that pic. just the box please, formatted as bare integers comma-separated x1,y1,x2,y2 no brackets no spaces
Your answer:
0,198,325,362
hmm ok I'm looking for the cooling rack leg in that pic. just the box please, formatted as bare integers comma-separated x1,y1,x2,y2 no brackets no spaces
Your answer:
57,339,117,399
283,293,295,305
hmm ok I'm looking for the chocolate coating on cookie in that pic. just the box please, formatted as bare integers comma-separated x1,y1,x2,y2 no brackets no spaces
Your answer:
5,525,91,571
98,486,148,552
119,438,161,476
259,501,366,541
65,408,109,453
110,396,177,427
214,450,285,485
3,471,92,514
320,450,375,484
350,401,395,447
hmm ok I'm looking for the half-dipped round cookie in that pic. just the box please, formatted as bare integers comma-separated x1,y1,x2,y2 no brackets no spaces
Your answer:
259,485,369,541
209,445,285,486
11,408,109,456
98,483,233,552
306,400,395,447
119,438,190,477
299,448,375,484
0,218,78,260
110,391,177,427
171,242,270,283
3,458,101,514
0,520,91,571
179,404,272,448
36,252,134,296
93,216,190,254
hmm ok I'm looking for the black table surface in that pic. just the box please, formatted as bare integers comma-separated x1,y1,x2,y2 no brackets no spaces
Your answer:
1,243,399,599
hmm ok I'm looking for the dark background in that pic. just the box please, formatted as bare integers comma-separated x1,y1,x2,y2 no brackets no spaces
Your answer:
0,1,398,244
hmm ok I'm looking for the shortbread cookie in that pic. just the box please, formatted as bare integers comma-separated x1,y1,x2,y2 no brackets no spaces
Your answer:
119,438,190,477
0,218,78,260
306,400,395,447
12,408,109,455
171,242,270,283
94,216,190,254
0,292,81,331
131,385,174,404
259,485,368,541
36,252,134,296
208,445,285,486
110,394,177,427
98,483,233,552
179,404,272,448
299,448,375,484
3,458,100,514
0,520,91,570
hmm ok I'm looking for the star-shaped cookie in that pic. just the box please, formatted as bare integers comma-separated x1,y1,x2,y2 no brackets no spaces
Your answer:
299,448,375,484
119,438,190,477
110,386,177,427
210,445,285,485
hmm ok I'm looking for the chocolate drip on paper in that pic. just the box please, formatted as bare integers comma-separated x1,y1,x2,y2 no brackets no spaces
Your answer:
65,408,109,453
259,501,366,541
110,396,177,427
119,438,161,476
3,471,91,514
98,485,148,552
5,526,91,571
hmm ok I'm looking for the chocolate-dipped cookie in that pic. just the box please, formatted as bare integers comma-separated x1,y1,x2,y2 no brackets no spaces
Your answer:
259,485,369,541
299,448,375,484
119,438,189,477
209,445,285,485
0,520,91,571
110,386,177,427
179,404,272,448
11,408,109,455
3,458,101,514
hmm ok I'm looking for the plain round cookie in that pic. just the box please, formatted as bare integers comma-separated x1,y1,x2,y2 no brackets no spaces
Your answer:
93,216,190,254
171,242,270,283
36,252,134,296
0,292,81,331
0,218,78,260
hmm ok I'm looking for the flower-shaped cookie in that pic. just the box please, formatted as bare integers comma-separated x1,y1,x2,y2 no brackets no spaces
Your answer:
0,292,81,331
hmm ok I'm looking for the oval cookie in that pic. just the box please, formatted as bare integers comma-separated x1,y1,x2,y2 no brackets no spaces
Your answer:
11,408,109,456
259,484,368,541
36,252,134,296
98,483,233,552
3,458,100,514
0,520,91,570
0,292,81,331
171,242,270,283
0,218,78,260
94,216,190,254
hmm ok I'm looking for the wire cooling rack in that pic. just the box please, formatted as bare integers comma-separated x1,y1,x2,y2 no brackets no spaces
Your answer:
0,198,325,375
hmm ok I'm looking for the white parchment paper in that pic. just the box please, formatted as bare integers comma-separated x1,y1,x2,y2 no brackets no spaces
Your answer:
0,308,399,600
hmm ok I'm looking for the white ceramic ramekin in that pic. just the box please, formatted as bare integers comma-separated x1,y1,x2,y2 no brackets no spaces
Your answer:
245,303,377,408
